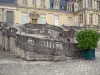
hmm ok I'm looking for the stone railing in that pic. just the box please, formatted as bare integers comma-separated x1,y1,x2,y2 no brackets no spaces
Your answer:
10,32,81,61
23,23,63,32
0,23,81,61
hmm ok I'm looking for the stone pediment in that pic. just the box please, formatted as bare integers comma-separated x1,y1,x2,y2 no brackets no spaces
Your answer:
29,12,40,19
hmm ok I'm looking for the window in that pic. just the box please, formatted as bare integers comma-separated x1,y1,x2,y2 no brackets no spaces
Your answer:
68,17,72,25
32,0,36,6
54,1,59,9
97,1,100,10
22,0,27,5
98,15,100,25
22,13,29,24
88,0,92,9
54,16,59,26
41,0,45,8
0,9,2,22
40,15,46,24
6,11,14,24
89,14,93,25
67,5,72,11
68,17,72,21
79,1,83,10
79,14,83,23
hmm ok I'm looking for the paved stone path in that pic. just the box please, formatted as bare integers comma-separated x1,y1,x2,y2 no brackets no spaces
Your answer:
0,50,100,75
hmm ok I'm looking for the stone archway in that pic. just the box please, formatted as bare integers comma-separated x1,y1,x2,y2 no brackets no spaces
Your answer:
29,12,40,24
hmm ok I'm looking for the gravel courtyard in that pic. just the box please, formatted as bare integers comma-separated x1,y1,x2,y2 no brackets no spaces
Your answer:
0,50,100,75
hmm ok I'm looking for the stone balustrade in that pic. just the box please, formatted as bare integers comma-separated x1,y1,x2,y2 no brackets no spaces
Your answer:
0,23,81,61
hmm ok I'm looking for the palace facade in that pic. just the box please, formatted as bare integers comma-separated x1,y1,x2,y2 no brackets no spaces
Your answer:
74,0,100,26
0,0,100,26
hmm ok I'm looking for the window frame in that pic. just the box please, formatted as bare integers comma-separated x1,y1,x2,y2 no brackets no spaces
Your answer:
22,0,27,5
88,0,92,9
40,14,46,24
89,14,93,25
98,15,100,25
79,1,83,10
97,1,100,10
54,1,59,9
79,14,83,23
41,0,45,8
32,0,36,6
54,15,59,26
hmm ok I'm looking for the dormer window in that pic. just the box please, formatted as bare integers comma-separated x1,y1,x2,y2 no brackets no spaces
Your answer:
32,0,36,6
41,0,45,8
54,0,60,9
22,0,27,5
88,0,92,9
79,0,83,10
67,4,72,11
97,1,100,10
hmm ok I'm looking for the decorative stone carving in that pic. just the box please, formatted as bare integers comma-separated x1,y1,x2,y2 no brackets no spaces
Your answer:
29,12,40,19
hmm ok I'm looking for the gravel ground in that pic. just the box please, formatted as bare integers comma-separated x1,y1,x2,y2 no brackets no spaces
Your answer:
0,50,100,75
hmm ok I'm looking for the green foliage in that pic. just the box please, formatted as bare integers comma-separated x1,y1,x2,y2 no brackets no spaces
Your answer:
76,29,100,50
